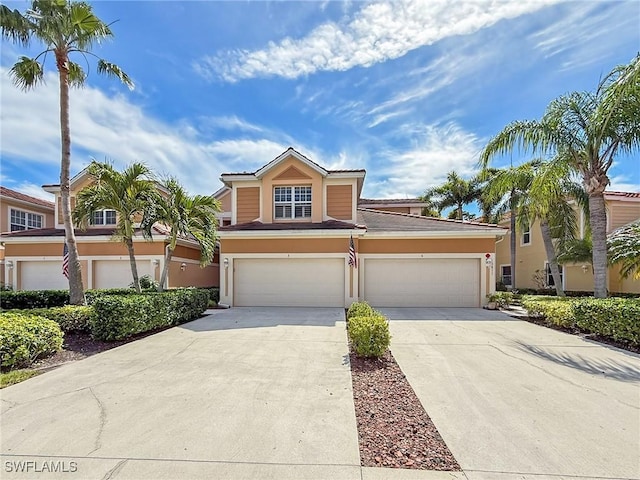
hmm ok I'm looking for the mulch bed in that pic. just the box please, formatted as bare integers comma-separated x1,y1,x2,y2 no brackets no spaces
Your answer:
349,350,460,471
517,313,640,354
29,327,173,371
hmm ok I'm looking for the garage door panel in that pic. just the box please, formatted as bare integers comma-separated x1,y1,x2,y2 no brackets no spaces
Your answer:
21,261,69,290
234,258,344,307
94,260,151,289
364,258,479,307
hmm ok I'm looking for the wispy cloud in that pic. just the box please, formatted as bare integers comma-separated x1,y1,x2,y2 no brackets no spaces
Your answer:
196,0,557,82
364,122,482,198
608,175,640,194
0,68,288,195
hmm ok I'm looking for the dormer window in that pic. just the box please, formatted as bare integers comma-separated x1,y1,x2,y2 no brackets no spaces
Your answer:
91,210,117,225
274,186,311,219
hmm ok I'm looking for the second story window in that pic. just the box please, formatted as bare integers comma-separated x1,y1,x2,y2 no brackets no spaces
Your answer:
10,208,43,231
91,210,117,225
521,223,531,245
274,186,311,219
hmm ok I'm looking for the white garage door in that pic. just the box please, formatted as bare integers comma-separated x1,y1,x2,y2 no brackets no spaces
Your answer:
21,261,69,290
363,258,480,307
234,258,345,307
94,260,151,289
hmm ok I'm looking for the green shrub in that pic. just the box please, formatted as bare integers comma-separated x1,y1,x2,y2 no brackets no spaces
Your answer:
347,301,375,320
573,298,640,346
0,312,63,368
521,296,576,328
488,291,514,308
90,288,209,341
26,306,95,332
348,314,391,358
205,287,220,305
0,290,69,309
130,275,159,290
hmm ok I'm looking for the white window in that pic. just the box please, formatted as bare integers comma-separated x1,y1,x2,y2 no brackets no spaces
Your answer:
274,186,311,219
545,263,563,287
521,224,531,245
10,209,43,231
500,265,512,287
91,210,117,225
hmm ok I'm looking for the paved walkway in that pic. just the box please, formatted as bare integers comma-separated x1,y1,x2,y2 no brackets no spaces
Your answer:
1,308,366,479
380,307,640,480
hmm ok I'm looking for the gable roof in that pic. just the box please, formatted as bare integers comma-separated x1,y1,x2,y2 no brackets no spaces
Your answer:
604,191,640,199
220,147,366,179
0,186,55,210
358,197,430,208
357,208,506,233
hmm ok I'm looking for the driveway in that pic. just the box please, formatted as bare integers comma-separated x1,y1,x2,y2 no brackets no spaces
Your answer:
1,308,363,479
380,307,640,480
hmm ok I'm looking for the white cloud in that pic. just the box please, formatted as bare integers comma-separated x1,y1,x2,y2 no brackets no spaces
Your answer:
608,175,640,194
364,122,482,198
11,181,55,202
196,0,557,82
0,68,290,195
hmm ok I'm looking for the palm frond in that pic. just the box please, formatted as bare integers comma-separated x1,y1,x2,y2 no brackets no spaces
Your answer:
67,60,86,87
0,5,34,46
9,56,44,90
608,220,640,280
97,60,134,90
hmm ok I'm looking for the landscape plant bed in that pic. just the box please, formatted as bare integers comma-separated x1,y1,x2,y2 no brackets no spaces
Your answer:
520,315,640,354
349,349,460,471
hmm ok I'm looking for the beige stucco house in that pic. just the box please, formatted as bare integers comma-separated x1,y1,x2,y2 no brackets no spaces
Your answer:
495,191,640,294
1,170,218,291
217,148,507,308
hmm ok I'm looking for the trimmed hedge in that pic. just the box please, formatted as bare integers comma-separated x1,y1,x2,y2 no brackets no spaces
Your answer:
0,312,64,368
0,290,69,309
347,301,375,320
522,296,576,328
574,298,640,345
26,306,95,333
90,288,209,341
348,314,391,358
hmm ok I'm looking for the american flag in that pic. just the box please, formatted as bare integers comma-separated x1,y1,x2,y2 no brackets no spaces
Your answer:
348,235,357,268
62,242,69,278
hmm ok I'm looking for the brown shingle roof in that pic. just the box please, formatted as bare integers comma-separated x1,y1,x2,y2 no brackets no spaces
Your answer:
1,226,169,238
357,208,505,232
0,186,55,209
605,191,640,198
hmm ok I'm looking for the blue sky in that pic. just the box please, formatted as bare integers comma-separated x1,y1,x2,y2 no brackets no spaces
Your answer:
1,0,639,208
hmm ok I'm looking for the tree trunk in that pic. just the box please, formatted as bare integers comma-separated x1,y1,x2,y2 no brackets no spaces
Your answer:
588,192,608,298
540,218,565,297
509,190,516,290
157,245,173,292
57,50,85,305
125,237,141,293
457,204,463,220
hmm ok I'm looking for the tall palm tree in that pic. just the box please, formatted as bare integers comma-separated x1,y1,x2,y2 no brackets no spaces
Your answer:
1,1,133,304
480,54,640,298
73,161,156,293
142,179,220,291
484,160,586,296
422,171,481,221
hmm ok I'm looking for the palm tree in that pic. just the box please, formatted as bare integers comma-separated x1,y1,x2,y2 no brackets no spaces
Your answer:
73,161,156,293
142,179,220,291
608,220,640,280
422,171,481,221
1,1,133,304
484,160,587,296
480,54,640,298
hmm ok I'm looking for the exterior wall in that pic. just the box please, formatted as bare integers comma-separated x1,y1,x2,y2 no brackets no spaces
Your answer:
221,238,349,254
359,237,495,254
607,199,640,232
168,260,218,288
219,189,231,213
1,197,55,233
259,156,324,224
236,187,260,224
5,240,165,257
326,185,352,220
365,206,411,214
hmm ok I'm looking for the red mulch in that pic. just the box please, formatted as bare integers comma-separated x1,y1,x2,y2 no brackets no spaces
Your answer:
349,350,460,470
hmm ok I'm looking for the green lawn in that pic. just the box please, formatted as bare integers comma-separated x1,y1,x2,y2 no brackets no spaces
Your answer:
0,369,41,389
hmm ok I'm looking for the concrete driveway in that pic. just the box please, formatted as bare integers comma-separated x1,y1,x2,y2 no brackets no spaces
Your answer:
1,308,363,479
380,307,640,480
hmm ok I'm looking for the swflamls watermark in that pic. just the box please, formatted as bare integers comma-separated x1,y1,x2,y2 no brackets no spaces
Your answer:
4,460,78,473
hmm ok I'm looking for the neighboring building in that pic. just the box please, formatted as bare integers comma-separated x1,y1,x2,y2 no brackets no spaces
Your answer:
357,198,430,215
495,191,640,294
0,186,56,287
217,147,506,307
1,170,218,291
